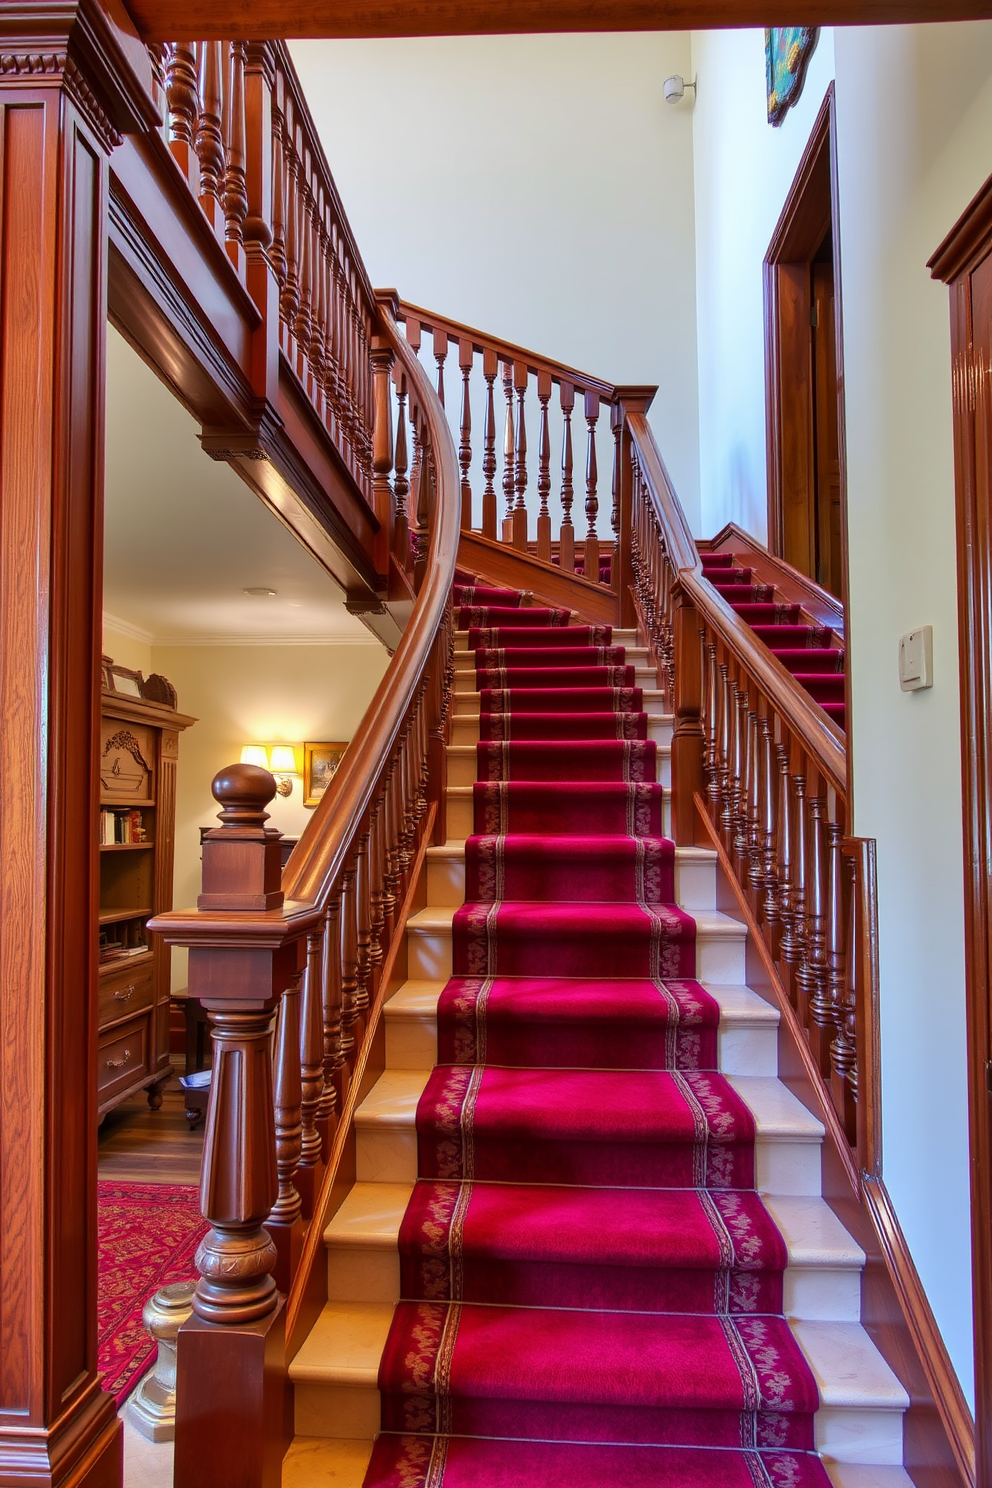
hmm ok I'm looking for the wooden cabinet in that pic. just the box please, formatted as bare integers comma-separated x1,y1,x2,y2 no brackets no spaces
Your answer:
98,688,196,1117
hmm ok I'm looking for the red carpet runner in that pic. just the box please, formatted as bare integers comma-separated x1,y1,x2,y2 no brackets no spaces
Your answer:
700,551,846,732
97,1180,205,1406
363,580,831,1487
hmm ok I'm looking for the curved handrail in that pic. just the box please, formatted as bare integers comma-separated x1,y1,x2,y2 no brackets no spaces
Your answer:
627,412,846,798
281,300,461,905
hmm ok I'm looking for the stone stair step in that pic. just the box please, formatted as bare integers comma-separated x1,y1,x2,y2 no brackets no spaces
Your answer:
282,1436,373,1487
288,1301,392,1438
795,1319,910,1464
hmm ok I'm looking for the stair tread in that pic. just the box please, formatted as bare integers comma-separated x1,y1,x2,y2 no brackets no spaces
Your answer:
792,1320,909,1408
282,1437,373,1488
763,1195,866,1267
407,903,743,937
289,1300,394,1384
426,839,714,862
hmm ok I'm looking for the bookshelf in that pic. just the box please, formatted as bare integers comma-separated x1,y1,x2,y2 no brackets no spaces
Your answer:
98,686,196,1118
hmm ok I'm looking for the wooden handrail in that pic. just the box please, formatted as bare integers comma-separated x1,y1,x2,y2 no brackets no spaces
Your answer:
702,520,845,637
282,300,460,904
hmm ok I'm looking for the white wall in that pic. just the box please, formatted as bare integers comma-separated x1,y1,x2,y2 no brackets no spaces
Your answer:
291,33,702,531
149,641,389,990
691,21,992,1406
690,27,836,540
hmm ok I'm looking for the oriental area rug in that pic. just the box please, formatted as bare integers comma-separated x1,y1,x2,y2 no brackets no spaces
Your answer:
362,577,833,1487
97,1180,205,1406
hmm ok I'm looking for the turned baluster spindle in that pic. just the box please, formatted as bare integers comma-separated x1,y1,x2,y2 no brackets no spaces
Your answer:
480,348,499,539
456,338,474,530
380,759,400,938
744,705,762,889
824,817,849,1087
731,684,749,853
838,849,861,1113
281,130,300,337
223,40,248,260
393,370,410,568
704,643,721,809
783,770,809,1009
501,362,515,540
267,972,303,1291
413,419,432,590
776,744,797,961
757,710,780,924
535,372,553,563
559,381,576,571
799,794,830,1061
294,169,313,369
309,215,328,400
354,827,373,1018
509,361,529,551
295,927,326,1217
584,390,600,581
195,41,225,229
718,665,734,837
339,861,359,1057
165,42,200,184
433,326,448,408
369,796,387,973
269,119,287,291
314,910,339,1155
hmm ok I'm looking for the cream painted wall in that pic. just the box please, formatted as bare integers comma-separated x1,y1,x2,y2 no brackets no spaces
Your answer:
690,22,992,1405
290,33,702,531
103,620,153,676
149,641,388,990
689,27,835,540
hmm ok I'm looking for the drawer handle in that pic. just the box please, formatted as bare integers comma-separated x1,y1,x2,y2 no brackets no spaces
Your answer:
113,985,136,1002
106,1050,133,1071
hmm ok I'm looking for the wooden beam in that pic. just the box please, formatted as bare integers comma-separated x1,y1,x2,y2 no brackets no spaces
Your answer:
129,0,992,40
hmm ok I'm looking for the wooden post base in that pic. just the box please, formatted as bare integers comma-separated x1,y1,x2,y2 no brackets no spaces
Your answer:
173,1303,290,1488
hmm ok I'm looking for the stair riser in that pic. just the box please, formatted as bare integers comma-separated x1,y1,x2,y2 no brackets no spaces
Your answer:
450,716,674,746
445,788,672,840
454,669,657,694
454,630,641,653
326,1242,860,1323
425,848,714,910
453,649,650,672
294,1384,901,1463
385,1012,777,1077
454,694,671,719
404,921,745,984
445,746,672,789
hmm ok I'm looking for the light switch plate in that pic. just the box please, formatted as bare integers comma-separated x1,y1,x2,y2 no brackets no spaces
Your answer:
899,626,933,691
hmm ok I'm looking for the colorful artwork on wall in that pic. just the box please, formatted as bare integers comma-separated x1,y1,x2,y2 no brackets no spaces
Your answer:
765,27,819,126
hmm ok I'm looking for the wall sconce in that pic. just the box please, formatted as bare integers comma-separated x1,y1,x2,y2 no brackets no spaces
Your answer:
663,74,697,107
240,744,301,797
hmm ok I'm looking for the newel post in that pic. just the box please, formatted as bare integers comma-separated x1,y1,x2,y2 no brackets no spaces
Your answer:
149,764,320,1488
671,582,706,845
614,388,658,630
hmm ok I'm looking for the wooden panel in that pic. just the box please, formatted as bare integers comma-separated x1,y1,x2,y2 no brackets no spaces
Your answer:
98,964,155,1030
97,1017,151,1105
458,530,618,625
129,0,992,40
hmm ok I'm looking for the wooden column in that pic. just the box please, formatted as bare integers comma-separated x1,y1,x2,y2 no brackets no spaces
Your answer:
614,387,657,629
670,583,706,845
149,766,320,1488
0,9,158,1486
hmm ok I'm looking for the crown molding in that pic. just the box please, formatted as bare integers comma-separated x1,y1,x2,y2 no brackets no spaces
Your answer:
102,609,154,644
149,632,383,647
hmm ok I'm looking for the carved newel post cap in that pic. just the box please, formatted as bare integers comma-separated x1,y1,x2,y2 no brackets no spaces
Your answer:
212,763,276,828
126,1281,196,1443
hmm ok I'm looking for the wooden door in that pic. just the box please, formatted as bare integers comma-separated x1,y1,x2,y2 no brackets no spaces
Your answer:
812,254,844,596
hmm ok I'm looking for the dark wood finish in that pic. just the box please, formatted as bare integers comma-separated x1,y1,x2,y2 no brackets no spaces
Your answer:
764,85,849,614
458,531,619,624
98,1085,205,1184
929,172,992,1488
700,521,845,636
98,689,195,1116
695,795,972,1488
129,0,992,41
0,8,158,1484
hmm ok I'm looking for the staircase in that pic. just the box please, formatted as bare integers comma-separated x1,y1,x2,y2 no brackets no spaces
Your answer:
282,573,909,1488
700,551,847,732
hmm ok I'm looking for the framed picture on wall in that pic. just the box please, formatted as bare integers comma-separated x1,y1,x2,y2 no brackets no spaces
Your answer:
303,741,348,807
765,27,819,126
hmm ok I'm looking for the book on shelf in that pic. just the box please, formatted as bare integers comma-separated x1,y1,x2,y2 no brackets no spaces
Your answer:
100,807,148,845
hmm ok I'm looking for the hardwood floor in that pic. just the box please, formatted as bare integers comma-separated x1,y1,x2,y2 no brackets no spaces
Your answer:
98,1080,204,1185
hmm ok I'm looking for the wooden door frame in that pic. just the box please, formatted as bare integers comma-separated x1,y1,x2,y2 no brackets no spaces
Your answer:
764,84,853,804
930,174,992,1488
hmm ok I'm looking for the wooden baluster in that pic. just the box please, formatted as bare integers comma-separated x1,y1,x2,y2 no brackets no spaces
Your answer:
775,742,797,972
316,905,340,1158
717,660,733,836
837,846,862,1146
584,390,600,581
783,765,808,1009
433,326,448,408
458,338,474,530
195,41,225,231
757,707,780,927
512,361,529,551
165,42,200,188
339,859,359,1059
295,162,313,378
393,369,410,570
382,755,401,939
310,210,328,410
744,704,762,893
730,680,748,855
824,813,851,1130
369,795,387,975
371,336,394,579
481,348,499,539
536,371,553,563
269,115,287,293
413,414,432,590
501,361,515,541
354,825,372,1022
281,124,299,341
559,381,576,571
224,40,248,270
704,642,721,810
800,790,830,1066
295,930,325,1219
267,972,303,1292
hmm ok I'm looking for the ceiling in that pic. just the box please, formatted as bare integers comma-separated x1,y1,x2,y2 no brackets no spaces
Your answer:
103,326,376,646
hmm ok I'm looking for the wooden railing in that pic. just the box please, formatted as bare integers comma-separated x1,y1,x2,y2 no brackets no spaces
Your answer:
148,299,460,1487
626,412,878,1176
396,302,644,591
148,40,377,505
